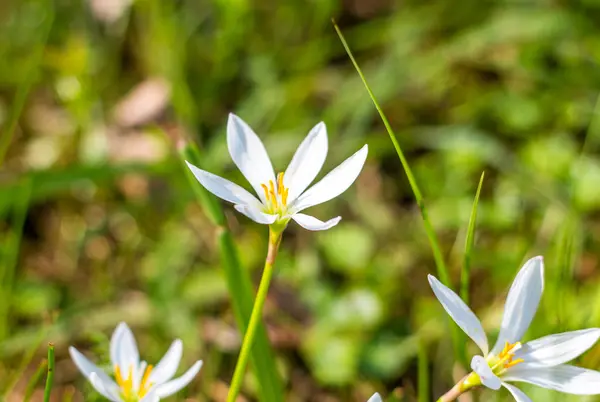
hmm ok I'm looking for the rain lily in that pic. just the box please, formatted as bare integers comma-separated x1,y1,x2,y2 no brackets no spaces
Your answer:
367,392,382,402
186,113,368,231
429,256,600,402
69,322,202,402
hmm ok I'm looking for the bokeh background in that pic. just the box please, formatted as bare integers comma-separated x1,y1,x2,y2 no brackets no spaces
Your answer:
2,0,600,401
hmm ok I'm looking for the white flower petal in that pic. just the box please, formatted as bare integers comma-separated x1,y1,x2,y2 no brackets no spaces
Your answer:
89,372,123,401
367,392,382,402
109,322,125,367
227,114,276,203
428,274,489,355
234,204,277,224
150,339,183,384
491,256,544,355
154,360,203,398
185,161,262,207
514,328,600,367
284,122,328,203
291,213,341,231
503,364,600,395
471,355,501,390
291,145,368,212
134,361,147,392
69,346,115,386
111,322,140,373
502,383,532,402
140,392,159,402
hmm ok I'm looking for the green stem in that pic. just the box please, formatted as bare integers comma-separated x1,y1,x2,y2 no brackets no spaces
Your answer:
435,376,467,402
436,372,480,402
43,343,55,402
226,229,282,402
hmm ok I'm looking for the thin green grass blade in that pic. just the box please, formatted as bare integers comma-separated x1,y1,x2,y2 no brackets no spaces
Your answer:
179,140,284,402
460,171,485,304
2,327,44,398
24,359,47,402
0,178,32,340
332,21,450,287
43,343,55,402
332,21,467,368
456,171,484,366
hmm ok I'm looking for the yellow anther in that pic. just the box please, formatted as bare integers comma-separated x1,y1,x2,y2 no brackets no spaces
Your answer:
115,364,134,398
505,358,524,369
260,173,290,214
138,364,154,398
277,172,284,195
269,180,278,208
500,341,519,358
261,184,270,202
115,365,125,388
282,187,289,206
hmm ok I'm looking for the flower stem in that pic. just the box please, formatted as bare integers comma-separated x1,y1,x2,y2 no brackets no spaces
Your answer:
226,229,283,402
435,374,470,402
43,343,55,402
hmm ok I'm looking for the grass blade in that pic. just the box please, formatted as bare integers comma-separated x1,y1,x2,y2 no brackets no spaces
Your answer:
43,343,55,402
179,140,284,402
460,171,485,304
0,178,32,340
332,21,468,368
2,327,45,398
23,359,47,402
332,21,450,287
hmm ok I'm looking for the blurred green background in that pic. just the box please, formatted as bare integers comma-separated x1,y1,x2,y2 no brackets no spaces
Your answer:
2,0,600,401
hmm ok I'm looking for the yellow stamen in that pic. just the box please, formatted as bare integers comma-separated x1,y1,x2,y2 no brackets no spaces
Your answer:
125,365,133,397
282,187,289,206
138,364,154,398
505,358,524,369
115,365,125,388
261,184,270,202
115,364,134,398
277,172,284,195
269,180,278,208
490,341,524,373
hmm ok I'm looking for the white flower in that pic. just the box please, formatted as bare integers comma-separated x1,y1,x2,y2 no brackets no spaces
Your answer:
186,114,368,231
69,322,203,402
367,392,382,402
428,256,600,401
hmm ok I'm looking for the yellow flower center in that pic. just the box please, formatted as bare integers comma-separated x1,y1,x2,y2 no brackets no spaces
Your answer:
261,172,289,215
115,364,154,401
489,341,524,375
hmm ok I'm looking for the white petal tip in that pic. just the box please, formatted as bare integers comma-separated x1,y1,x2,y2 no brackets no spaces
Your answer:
367,392,382,402
116,321,129,331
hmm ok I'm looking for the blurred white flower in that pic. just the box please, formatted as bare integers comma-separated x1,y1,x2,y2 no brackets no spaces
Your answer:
186,113,368,231
69,322,202,401
429,256,600,401
367,392,382,402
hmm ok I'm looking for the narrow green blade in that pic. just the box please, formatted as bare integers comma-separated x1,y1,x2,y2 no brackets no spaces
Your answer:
332,21,450,287
460,171,485,304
